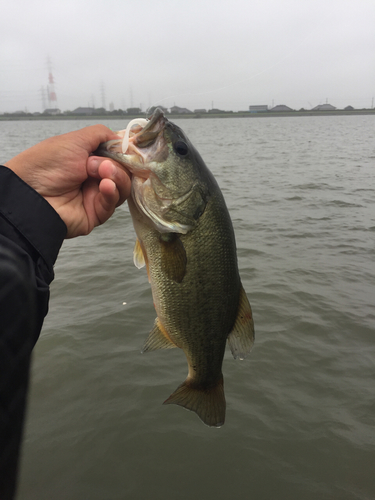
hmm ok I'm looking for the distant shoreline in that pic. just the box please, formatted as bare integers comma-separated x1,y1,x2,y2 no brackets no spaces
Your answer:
1,109,374,121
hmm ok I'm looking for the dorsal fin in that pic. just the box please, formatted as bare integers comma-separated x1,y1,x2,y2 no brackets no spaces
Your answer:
227,285,255,360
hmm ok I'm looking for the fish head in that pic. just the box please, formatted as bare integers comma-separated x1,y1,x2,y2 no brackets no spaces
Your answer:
94,108,210,234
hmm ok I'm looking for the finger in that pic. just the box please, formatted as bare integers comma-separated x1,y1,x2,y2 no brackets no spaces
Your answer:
88,157,131,206
99,178,118,201
86,156,111,178
75,124,121,153
99,161,131,206
94,179,120,224
82,176,118,229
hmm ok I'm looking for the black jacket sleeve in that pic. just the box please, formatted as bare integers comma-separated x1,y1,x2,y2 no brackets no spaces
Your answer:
0,165,67,499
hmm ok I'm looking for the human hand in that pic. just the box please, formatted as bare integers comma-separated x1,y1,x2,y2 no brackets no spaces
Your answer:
5,125,131,238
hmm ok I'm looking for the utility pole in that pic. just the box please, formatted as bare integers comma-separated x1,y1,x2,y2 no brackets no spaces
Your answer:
46,56,58,109
40,86,47,111
100,83,106,110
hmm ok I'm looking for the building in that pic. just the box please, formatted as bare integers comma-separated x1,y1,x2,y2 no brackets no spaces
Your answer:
170,106,193,114
249,105,268,113
126,107,143,115
312,104,336,111
43,108,61,115
194,109,207,113
71,107,95,115
269,105,294,112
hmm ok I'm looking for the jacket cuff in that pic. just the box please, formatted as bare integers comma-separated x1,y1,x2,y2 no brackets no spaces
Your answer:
0,165,67,269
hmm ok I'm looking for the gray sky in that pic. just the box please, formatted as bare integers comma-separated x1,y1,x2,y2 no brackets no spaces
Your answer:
1,0,374,113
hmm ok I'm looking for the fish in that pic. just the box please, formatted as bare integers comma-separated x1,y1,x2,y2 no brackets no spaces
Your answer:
94,108,254,427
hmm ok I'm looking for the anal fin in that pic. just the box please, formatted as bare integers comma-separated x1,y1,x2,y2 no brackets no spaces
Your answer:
227,285,255,360
142,317,178,353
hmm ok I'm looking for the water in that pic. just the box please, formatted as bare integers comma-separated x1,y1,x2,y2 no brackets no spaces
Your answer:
1,115,374,499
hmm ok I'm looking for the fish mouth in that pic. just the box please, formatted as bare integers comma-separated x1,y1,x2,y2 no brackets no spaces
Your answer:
133,108,167,149
93,108,168,176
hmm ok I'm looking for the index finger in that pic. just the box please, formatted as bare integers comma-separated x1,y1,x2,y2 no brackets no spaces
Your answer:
70,124,121,154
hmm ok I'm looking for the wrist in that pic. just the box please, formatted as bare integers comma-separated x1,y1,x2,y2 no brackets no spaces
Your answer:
0,165,67,267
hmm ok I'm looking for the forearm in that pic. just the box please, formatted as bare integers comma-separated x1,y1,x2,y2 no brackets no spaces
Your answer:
0,165,66,499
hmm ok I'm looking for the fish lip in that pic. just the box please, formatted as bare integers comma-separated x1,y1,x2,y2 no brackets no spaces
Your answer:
144,108,166,132
124,109,168,172
92,108,168,177
127,108,167,150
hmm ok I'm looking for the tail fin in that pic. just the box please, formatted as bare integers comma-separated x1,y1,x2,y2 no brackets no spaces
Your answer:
163,377,226,427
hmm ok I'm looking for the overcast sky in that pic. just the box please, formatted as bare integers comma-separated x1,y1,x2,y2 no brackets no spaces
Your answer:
1,0,374,113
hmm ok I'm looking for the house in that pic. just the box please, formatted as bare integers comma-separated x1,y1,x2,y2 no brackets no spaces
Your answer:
249,105,268,113
269,105,294,112
126,107,143,115
72,107,95,115
344,105,354,111
170,106,193,114
312,104,336,111
43,108,61,115
194,109,207,113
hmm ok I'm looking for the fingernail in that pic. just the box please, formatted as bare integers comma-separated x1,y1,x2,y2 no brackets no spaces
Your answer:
89,157,100,173
104,160,117,177
109,162,117,177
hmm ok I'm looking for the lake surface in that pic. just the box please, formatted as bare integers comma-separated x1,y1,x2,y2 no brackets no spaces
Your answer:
1,115,374,499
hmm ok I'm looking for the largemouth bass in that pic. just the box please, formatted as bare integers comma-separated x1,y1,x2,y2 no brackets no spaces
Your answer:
95,109,254,427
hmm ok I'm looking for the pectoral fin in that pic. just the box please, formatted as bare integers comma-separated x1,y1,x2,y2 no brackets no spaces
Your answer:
133,238,146,269
160,233,187,283
227,285,255,360
142,317,178,353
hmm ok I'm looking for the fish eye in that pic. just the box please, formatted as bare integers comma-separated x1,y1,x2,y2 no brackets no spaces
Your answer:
174,140,189,157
